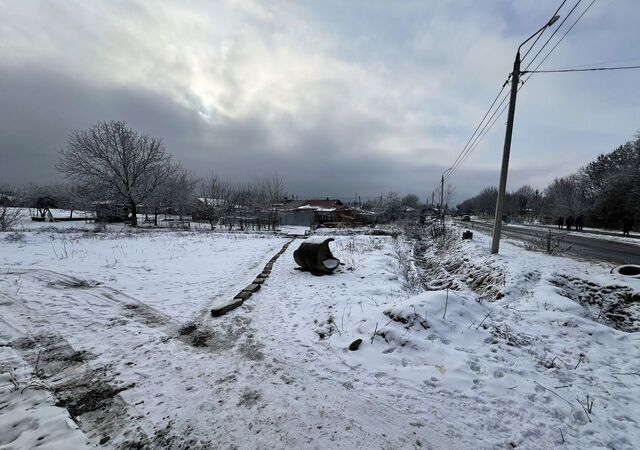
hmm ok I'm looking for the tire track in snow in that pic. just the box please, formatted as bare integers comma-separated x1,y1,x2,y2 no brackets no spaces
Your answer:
1,267,231,351
0,291,153,447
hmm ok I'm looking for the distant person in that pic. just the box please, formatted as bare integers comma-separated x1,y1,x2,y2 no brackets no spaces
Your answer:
623,216,634,236
566,215,574,231
575,215,584,231
557,217,564,229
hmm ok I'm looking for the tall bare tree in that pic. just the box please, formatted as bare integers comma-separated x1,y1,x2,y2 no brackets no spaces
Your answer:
258,175,285,230
57,120,179,226
199,175,225,229
514,185,535,216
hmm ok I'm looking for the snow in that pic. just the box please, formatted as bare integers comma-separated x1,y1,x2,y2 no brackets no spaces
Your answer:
291,205,337,212
302,235,335,244
5,208,96,231
278,225,310,236
0,216,639,449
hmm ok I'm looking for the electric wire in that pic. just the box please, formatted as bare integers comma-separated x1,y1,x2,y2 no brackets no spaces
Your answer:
548,56,640,71
442,0,595,185
444,89,510,181
521,0,583,73
523,65,640,74
443,0,578,183
443,81,509,178
522,0,597,83
452,0,597,182
521,0,568,62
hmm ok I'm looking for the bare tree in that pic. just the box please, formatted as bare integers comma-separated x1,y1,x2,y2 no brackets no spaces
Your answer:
456,186,497,216
514,185,535,217
0,205,21,231
258,175,285,230
435,183,455,216
57,120,179,226
198,175,225,229
0,185,22,231
401,194,421,209
382,192,402,222
147,169,196,225
215,181,237,230
544,176,583,217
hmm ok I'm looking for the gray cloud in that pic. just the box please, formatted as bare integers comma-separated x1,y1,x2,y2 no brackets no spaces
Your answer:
1,0,638,205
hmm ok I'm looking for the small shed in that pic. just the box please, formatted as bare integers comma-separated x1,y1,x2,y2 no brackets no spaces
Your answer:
279,199,344,227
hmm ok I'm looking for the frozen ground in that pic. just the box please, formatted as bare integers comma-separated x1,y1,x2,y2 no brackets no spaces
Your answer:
0,220,639,449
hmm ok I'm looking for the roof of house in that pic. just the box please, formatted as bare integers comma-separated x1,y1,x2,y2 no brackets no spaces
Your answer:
281,199,344,212
196,197,225,206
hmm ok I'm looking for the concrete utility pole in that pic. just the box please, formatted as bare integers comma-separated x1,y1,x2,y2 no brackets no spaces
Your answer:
491,14,560,254
491,53,520,254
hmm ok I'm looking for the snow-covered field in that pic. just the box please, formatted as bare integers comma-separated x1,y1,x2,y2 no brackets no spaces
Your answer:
1,219,639,449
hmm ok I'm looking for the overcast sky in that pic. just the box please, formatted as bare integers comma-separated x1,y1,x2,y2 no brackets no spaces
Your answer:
1,0,638,203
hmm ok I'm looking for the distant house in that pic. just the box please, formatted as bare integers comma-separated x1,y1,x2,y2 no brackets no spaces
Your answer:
279,198,344,227
191,197,225,222
281,198,344,210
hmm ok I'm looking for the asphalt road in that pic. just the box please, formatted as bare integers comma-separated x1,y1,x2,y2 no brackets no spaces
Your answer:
455,219,640,265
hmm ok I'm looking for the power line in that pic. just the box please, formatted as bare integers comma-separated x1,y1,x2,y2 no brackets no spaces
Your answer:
443,0,594,184
443,81,509,179
521,0,568,63
447,93,511,182
548,56,640,71
521,0,583,73
476,0,600,148
444,90,510,181
442,0,580,184
523,0,597,81
523,64,640,74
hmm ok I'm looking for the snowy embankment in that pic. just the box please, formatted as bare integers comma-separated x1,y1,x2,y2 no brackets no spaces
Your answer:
0,222,638,449
253,226,640,449
408,227,640,448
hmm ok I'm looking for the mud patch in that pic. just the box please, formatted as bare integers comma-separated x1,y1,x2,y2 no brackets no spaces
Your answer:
9,331,149,446
176,316,257,355
11,333,96,378
238,389,261,408
550,274,640,332
10,336,37,350
237,336,264,361
120,300,175,330
190,328,214,347
178,322,198,336
54,371,134,419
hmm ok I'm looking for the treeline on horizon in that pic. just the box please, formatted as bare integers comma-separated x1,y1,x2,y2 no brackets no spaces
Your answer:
0,121,433,228
0,181,431,225
457,132,640,230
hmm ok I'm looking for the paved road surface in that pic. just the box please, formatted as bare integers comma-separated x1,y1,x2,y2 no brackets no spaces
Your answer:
509,221,638,240
456,219,640,265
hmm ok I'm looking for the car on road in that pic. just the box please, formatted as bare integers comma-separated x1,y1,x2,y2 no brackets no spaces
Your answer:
461,215,471,221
